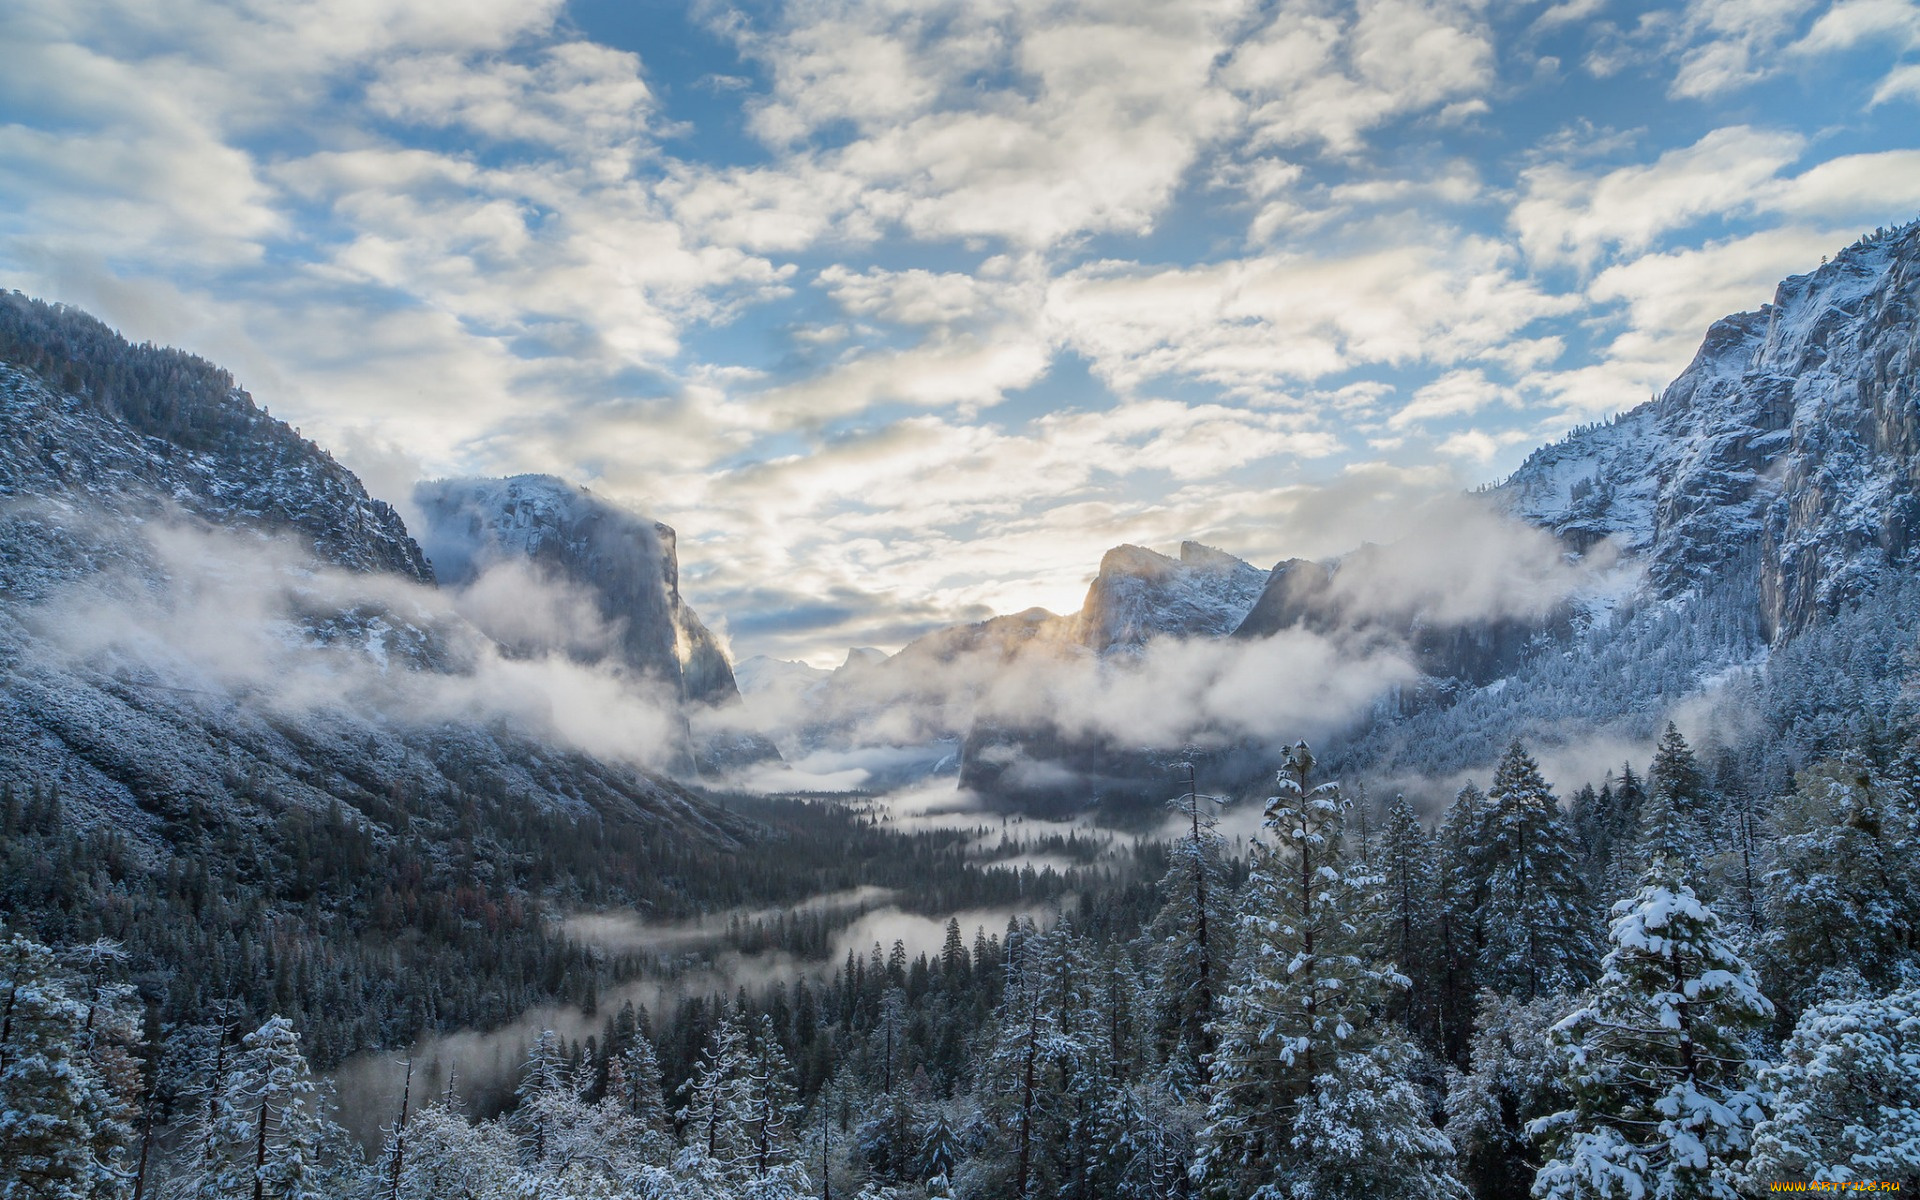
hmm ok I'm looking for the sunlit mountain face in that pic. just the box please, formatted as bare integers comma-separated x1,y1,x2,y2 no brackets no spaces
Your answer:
4,0,1917,665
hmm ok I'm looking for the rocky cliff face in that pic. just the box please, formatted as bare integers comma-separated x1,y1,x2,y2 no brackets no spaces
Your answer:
1075,541,1269,653
1500,221,1920,641
1230,550,1571,687
0,293,430,589
0,295,745,841
411,475,778,772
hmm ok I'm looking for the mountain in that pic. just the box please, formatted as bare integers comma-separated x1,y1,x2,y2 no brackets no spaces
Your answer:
0,292,429,590
1075,541,1269,652
0,292,744,845
1320,220,1920,786
1500,221,1920,641
411,475,780,772
749,220,1920,806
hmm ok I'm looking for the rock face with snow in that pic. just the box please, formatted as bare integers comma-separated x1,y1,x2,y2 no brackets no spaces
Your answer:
1075,541,1269,652
1230,550,1571,687
411,475,780,773
0,293,430,590
0,294,746,844
1499,221,1920,641
412,475,741,706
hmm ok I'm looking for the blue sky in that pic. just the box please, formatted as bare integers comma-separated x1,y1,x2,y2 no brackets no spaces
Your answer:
2,0,1917,663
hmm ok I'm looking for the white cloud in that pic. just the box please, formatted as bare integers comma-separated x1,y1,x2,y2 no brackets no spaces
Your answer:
1223,0,1498,156
1390,368,1519,428
1048,237,1569,397
367,41,659,162
1872,61,1920,103
1511,125,1807,269
1668,0,1822,98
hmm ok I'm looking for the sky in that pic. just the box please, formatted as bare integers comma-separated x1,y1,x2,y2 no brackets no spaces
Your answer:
2,0,1917,666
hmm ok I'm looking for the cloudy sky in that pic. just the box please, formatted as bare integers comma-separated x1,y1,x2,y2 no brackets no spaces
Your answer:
3,0,1917,664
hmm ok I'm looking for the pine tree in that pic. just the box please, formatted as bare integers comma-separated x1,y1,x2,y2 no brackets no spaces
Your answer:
1288,1033,1469,1200
1744,983,1920,1184
1437,782,1492,1064
191,1016,346,1200
1376,794,1441,1043
1598,765,1648,906
743,1011,802,1183
1645,725,1713,876
678,1007,756,1179
0,930,138,1200
1480,742,1595,1001
1145,760,1234,1095
1197,743,1445,1199
1531,854,1773,1200
608,1032,673,1144
1446,992,1568,1200
1760,760,1920,1018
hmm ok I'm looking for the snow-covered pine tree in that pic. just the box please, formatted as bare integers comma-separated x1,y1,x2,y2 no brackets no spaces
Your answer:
194,1016,349,1200
1288,1032,1468,1200
1437,782,1492,1063
608,1031,673,1145
1480,741,1595,1001
509,1028,572,1167
1645,725,1713,880
1197,742,1453,1200
1597,765,1648,907
1530,852,1773,1200
1744,983,1920,1184
678,1007,756,1180
1446,992,1568,1200
1145,760,1234,1096
1760,760,1920,1018
1377,794,1441,1043
968,916,1098,1199
742,1010,802,1183
0,929,139,1200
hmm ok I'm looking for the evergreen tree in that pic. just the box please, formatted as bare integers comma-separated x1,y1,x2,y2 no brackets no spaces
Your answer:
1480,742,1595,1001
1531,854,1773,1200
1376,794,1441,1043
1145,761,1233,1096
1760,760,1920,1018
1744,983,1920,1185
678,1007,756,1179
1597,765,1648,906
1446,992,1567,1200
742,1011,802,1183
189,1016,349,1200
1645,725,1713,875
1288,1033,1469,1200
0,930,139,1200
1437,782,1492,1063
1198,743,1450,1199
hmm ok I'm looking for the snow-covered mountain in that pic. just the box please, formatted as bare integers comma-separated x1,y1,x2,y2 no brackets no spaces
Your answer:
414,475,746,709
0,293,745,844
1500,221,1920,641
1074,541,1269,652
760,221,1920,805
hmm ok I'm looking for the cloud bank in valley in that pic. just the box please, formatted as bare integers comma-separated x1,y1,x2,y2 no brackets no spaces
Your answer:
23,512,692,770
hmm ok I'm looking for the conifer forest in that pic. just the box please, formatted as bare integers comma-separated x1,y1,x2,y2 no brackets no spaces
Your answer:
4,9,1920,1195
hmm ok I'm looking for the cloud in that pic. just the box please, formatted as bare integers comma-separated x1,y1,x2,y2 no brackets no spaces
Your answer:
1511,126,1808,269
26,512,691,770
1224,0,1498,156
1389,367,1519,429
1049,237,1570,397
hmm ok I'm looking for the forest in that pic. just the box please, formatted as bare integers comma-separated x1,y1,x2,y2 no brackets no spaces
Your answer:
5,719,1917,1199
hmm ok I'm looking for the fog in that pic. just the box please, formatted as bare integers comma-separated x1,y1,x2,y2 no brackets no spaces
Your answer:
331,888,1063,1149
24,511,689,768
710,496,1630,794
